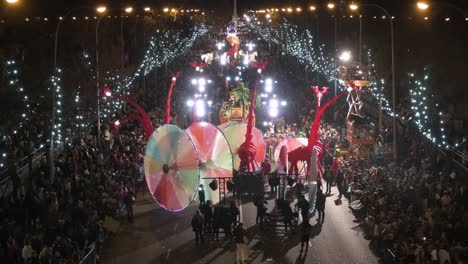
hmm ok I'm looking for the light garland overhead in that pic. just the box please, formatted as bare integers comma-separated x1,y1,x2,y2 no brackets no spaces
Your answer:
50,68,63,145
366,50,396,117
0,60,31,166
408,68,448,148
247,16,337,83
3,60,30,131
124,24,209,90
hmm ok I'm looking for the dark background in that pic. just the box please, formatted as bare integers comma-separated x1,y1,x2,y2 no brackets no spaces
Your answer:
0,0,467,120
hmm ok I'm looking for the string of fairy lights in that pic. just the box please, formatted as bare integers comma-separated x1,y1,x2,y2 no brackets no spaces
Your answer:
49,68,63,145
247,16,337,83
408,69,449,148
366,50,395,117
124,24,209,90
0,60,31,167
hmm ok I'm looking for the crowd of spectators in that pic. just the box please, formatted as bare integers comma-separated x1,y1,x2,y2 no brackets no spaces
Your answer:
0,109,149,263
338,135,468,263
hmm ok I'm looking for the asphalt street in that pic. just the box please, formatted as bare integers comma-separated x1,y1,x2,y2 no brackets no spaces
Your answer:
101,186,378,264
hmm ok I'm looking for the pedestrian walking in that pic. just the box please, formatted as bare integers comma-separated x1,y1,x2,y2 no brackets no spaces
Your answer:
316,189,326,222
230,201,240,227
191,210,204,244
254,197,267,227
296,195,310,224
198,184,206,205
201,200,213,235
336,169,344,199
324,166,333,194
234,223,248,264
300,222,311,254
212,205,222,240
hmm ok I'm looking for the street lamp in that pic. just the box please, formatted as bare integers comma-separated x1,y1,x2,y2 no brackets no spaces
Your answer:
416,1,467,20
310,5,317,11
350,3,359,11
417,1,429,10
327,3,336,10
125,7,133,13
5,0,19,4
350,3,397,162
144,7,151,12
96,6,107,13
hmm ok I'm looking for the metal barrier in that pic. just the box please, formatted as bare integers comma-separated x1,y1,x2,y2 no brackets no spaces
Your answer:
0,147,46,195
383,248,398,264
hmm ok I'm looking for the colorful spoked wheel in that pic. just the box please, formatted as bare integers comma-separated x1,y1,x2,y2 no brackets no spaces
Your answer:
272,137,308,175
186,122,233,204
144,124,200,212
221,122,265,172
274,137,308,162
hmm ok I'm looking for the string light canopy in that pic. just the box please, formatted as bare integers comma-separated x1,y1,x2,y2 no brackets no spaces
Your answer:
50,68,63,145
0,60,31,166
408,68,449,148
247,16,337,83
123,24,209,90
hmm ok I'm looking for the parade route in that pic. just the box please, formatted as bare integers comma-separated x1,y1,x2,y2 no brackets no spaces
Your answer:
101,186,378,264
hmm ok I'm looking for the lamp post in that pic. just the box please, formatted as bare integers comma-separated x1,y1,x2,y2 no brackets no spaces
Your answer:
51,6,92,182
96,13,105,148
416,1,467,20
350,3,397,162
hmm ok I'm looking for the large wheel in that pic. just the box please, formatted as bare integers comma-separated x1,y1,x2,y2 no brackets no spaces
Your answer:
221,122,265,172
186,122,233,204
144,124,200,212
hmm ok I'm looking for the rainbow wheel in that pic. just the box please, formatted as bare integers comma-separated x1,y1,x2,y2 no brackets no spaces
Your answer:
144,124,200,212
221,122,266,172
274,137,308,162
273,137,308,175
186,122,233,204
217,121,239,131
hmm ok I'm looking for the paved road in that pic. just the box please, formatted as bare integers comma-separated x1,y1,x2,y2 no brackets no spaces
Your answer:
101,187,378,264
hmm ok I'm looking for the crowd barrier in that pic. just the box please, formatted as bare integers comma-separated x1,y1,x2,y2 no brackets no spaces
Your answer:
0,147,46,195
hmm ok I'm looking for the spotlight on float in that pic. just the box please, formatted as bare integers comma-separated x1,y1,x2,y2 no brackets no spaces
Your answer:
270,99,279,108
191,79,197,85
114,120,120,126
269,108,279,117
209,179,218,191
281,101,287,106
265,78,273,93
186,99,194,107
339,51,352,62
196,100,205,117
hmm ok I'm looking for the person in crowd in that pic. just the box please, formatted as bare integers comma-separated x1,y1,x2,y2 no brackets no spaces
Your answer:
324,166,333,194
198,184,206,205
202,200,213,235
300,222,311,254
191,210,204,244
281,200,294,233
212,205,222,240
230,201,240,227
316,189,326,223
295,179,304,198
223,208,233,241
234,223,247,264
296,195,310,224
331,152,340,181
254,196,267,227
336,168,344,199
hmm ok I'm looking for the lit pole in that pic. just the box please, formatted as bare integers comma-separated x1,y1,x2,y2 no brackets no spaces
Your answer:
417,1,468,19
95,6,107,147
51,7,91,182
327,2,337,96
350,3,397,162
